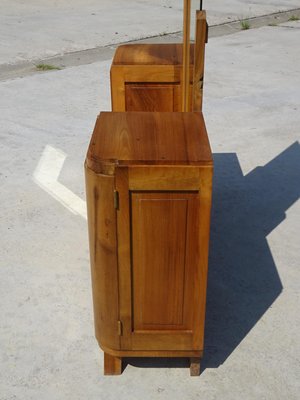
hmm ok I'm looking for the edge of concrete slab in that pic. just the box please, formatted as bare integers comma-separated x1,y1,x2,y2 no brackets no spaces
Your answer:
0,8,299,82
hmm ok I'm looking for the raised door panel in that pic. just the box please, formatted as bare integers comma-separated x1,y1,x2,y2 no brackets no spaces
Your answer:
125,84,177,112
125,83,193,112
129,192,200,350
132,194,187,330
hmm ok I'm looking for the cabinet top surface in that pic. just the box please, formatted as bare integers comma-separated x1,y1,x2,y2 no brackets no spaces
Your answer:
86,112,213,170
112,43,195,66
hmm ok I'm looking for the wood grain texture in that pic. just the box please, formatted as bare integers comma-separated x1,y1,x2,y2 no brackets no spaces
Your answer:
111,44,195,112
112,43,195,66
85,110,214,370
192,10,207,111
85,166,120,351
111,10,207,114
100,343,203,358
112,65,188,83
125,84,177,112
131,193,198,331
115,167,132,351
192,166,213,349
111,65,193,112
114,167,211,351
104,353,122,375
182,0,191,111
131,332,193,351
128,166,201,191
86,112,213,168
125,83,193,112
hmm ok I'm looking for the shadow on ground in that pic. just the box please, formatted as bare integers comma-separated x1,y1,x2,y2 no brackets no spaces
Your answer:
202,141,300,371
125,141,300,373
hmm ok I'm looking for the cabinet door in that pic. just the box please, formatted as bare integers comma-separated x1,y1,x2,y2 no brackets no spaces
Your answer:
131,192,197,351
116,180,207,351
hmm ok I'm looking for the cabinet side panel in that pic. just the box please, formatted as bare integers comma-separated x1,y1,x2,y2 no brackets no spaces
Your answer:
85,166,120,350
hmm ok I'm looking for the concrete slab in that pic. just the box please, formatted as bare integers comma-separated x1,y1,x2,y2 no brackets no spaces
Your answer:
1,21,300,400
1,0,300,65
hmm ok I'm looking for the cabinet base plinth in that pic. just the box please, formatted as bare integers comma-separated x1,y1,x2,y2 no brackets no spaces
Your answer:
99,342,203,359
104,353,122,375
101,346,203,376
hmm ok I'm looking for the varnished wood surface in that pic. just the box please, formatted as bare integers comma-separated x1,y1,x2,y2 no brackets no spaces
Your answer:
125,84,177,112
112,43,195,66
130,332,194,351
85,162,213,355
85,108,213,372
104,353,122,375
182,0,191,111
193,11,207,111
125,83,193,112
100,343,203,358
111,43,195,112
111,65,194,112
113,165,212,352
115,167,133,351
86,112,213,171
192,166,213,349
85,166,120,351
110,12,207,113
128,166,201,191
132,192,198,331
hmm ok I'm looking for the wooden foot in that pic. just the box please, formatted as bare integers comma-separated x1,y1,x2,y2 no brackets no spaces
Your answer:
190,357,201,376
104,353,122,375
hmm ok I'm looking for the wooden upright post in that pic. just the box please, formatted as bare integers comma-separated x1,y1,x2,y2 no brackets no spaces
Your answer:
182,0,191,112
192,10,207,111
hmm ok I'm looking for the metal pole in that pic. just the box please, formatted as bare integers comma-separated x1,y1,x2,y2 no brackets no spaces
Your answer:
200,0,203,11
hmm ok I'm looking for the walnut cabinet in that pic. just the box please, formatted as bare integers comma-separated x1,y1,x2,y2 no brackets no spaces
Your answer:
85,112,213,375
110,11,208,113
